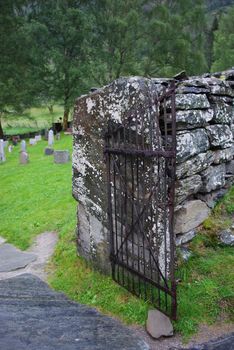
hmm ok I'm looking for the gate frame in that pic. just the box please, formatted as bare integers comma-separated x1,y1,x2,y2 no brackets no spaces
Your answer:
104,81,177,320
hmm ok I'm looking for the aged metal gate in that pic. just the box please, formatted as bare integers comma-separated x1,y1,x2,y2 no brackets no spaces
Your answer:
104,82,177,319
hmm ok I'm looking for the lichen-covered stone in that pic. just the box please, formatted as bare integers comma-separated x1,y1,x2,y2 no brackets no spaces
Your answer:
226,160,234,174
200,164,226,193
209,95,233,124
196,188,228,208
176,129,209,163
174,200,210,234
175,230,196,246
176,109,213,129
175,175,202,205
176,151,214,179
175,93,210,110
206,125,233,148
213,148,233,164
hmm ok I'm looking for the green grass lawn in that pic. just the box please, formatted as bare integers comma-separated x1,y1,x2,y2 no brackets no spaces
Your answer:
0,136,233,340
2,105,64,135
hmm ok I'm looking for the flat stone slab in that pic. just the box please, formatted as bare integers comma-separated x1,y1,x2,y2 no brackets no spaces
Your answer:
0,274,149,350
0,244,37,272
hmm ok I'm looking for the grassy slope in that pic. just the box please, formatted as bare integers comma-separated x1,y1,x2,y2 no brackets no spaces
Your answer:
2,105,64,135
0,135,233,339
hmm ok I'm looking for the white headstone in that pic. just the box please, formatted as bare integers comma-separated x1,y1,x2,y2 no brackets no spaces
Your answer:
48,130,54,146
0,140,6,162
29,138,37,145
35,135,42,141
21,140,26,152
8,145,13,153
19,151,29,164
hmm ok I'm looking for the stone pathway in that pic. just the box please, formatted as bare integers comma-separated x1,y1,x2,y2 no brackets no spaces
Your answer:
0,234,233,350
0,234,149,350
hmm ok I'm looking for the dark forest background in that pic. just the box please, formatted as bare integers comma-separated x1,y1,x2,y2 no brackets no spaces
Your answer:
0,0,234,134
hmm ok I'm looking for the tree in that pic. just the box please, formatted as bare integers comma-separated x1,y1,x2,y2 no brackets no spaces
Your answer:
28,1,91,129
211,5,234,72
142,0,208,77
88,0,145,86
0,0,35,138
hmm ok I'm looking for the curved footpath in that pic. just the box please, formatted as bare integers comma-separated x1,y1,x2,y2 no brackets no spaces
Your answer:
0,234,233,350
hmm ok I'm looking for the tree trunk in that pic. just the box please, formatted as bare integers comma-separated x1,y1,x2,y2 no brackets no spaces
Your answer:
0,117,4,139
63,109,69,130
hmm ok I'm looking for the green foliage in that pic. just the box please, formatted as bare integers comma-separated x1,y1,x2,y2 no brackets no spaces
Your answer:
142,0,208,77
212,5,234,71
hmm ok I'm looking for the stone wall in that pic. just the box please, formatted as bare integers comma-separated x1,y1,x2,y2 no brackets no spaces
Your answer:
72,68,234,272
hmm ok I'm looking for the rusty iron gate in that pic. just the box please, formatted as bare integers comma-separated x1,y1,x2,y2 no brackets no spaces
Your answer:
104,82,177,319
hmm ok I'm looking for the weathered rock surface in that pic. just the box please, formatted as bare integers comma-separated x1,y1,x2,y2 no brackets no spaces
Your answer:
206,125,233,148
196,188,228,209
176,129,209,163
176,151,214,179
146,309,173,339
175,93,210,110
176,109,213,128
175,230,196,246
226,160,234,174
175,175,202,204
0,274,149,350
219,229,234,246
200,164,226,193
213,148,233,164
174,200,210,234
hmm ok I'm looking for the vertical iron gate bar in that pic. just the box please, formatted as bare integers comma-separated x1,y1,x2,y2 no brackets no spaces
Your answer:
105,82,177,319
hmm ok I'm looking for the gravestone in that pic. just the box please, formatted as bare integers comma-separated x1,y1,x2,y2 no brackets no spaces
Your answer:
8,145,13,153
0,140,6,162
48,130,54,146
21,140,26,152
29,138,37,146
3,141,8,148
35,135,42,141
44,147,54,155
55,132,61,140
19,151,29,164
54,150,70,163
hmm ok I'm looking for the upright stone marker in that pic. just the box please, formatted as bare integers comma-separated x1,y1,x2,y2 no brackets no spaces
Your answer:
29,138,36,146
35,135,42,141
19,151,29,164
21,140,26,152
44,130,54,155
48,130,54,146
0,140,6,162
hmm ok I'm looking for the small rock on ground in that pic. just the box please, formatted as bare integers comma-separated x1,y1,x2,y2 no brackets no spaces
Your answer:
146,309,173,339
